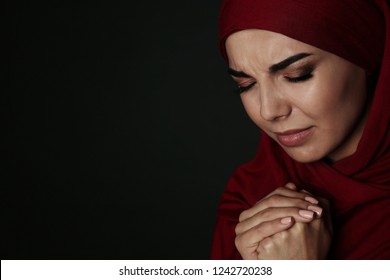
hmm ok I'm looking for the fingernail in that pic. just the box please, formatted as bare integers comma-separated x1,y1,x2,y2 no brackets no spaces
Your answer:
285,183,296,190
305,196,319,204
281,217,292,225
308,205,323,217
299,209,314,219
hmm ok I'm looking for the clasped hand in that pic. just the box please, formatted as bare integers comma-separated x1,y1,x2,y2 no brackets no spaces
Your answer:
235,183,332,259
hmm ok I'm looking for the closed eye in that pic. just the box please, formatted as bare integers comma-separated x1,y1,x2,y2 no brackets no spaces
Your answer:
284,72,313,83
284,67,314,83
227,68,257,95
235,81,256,94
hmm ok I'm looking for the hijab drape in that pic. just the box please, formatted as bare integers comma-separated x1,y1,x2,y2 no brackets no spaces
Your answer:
212,0,390,259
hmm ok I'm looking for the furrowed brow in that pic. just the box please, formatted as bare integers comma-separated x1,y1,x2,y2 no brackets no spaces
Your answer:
228,68,252,78
269,53,312,73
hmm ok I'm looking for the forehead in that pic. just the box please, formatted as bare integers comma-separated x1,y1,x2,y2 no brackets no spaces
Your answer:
225,29,320,68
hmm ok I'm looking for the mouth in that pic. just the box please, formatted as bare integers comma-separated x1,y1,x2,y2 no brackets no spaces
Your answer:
274,127,314,147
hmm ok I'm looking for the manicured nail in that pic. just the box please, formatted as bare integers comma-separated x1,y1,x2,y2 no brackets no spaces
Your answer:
281,217,292,225
299,209,314,219
285,183,296,190
305,196,319,204
308,205,323,217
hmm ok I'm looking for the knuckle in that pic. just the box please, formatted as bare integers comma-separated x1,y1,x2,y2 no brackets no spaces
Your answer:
266,187,284,198
265,195,281,206
254,226,263,235
254,207,272,221
274,230,288,240
258,237,274,253
254,225,267,237
261,237,273,248
234,234,244,249
235,223,242,235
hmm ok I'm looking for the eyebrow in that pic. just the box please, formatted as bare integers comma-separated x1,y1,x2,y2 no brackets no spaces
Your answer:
227,68,251,78
228,52,312,77
269,52,312,73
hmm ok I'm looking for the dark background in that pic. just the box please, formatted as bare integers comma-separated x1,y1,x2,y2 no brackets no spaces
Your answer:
3,0,259,259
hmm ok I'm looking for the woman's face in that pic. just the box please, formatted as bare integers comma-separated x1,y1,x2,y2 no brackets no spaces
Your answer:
225,29,368,163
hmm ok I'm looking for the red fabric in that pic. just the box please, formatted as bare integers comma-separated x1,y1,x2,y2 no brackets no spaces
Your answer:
211,0,390,259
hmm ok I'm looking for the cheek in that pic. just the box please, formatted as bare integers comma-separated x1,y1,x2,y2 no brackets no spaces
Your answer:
292,72,366,124
316,61,366,115
295,87,340,119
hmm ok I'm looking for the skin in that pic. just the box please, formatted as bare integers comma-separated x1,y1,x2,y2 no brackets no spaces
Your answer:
226,29,368,163
225,29,369,259
235,183,333,259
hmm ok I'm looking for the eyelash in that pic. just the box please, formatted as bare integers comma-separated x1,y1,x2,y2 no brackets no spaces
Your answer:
234,68,314,94
284,71,313,83
234,82,256,94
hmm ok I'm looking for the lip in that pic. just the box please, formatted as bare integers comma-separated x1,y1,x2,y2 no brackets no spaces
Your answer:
274,127,314,147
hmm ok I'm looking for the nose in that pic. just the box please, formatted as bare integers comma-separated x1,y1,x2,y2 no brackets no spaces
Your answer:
259,84,292,121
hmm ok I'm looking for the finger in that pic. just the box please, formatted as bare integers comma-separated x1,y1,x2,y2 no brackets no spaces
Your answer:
240,194,318,222
257,236,275,258
285,182,297,190
300,189,319,205
299,189,325,218
236,206,318,235
262,185,307,200
307,205,323,218
235,217,294,260
300,188,313,194
256,185,319,206
317,197,333,233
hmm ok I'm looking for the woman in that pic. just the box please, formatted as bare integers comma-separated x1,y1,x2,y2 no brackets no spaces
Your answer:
211,0,390,259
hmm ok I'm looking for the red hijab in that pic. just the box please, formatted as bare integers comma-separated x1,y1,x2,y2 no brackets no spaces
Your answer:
212,0,390,259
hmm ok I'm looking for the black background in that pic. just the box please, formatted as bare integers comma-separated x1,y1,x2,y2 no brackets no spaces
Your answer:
3,1,259,259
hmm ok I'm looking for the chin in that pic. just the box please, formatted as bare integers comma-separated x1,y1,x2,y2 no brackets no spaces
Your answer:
283,148,325,163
